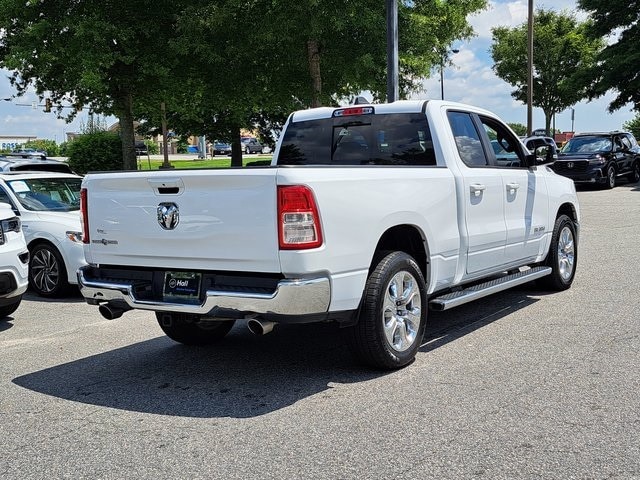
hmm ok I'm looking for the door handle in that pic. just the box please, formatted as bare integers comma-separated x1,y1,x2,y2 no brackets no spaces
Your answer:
506,183,520,195
470,183,486,197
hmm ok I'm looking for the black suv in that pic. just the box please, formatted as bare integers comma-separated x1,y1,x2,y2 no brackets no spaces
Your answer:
552,131,640,188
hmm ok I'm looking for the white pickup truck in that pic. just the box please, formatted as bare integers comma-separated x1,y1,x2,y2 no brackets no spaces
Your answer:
78,100,580,369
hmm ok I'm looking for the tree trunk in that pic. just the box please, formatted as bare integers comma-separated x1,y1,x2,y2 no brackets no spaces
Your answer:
544,111,553,136
118,92,137,170
231,125,243,167
307,39,321,108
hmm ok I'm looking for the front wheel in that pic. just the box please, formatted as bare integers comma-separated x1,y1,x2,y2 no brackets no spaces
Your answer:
627,161,640,183
245,146,251,155
537,214,577,291
29,243,70,297
156,312,235,345
346,251,427,370
603,165,616,189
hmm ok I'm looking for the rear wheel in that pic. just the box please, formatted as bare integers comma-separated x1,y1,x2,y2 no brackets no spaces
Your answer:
346,251,427,370
0,297,22,318
156,312,235,345
537,214,577,291
245,146,251,155
29,243,70,297
627,161,640,183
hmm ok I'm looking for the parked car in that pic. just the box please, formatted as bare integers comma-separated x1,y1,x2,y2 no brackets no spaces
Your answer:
0,172,84,297
0,155,73,174
212,142,232,156
241,137,263,154
135,141,148,156
551,131,640,188
10,148,47,159
0,202,29,318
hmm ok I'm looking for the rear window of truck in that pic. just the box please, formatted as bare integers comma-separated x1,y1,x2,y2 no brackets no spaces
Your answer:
277,113,436,166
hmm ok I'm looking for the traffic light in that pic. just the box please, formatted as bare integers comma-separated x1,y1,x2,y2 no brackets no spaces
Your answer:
44,98,52,113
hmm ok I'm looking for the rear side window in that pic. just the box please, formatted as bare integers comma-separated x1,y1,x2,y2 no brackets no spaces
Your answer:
277,113,436,166
10,163,73,173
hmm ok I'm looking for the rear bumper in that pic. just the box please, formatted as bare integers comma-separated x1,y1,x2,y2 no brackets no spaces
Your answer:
78,266,331,317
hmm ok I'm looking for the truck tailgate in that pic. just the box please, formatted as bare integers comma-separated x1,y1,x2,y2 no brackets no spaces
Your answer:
82,169,281,272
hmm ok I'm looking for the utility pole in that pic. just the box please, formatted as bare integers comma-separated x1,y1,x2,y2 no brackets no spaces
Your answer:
527,0,534,136
386,0,398,103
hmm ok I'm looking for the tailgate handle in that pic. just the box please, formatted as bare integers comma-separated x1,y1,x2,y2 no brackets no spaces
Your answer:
148,178,184,195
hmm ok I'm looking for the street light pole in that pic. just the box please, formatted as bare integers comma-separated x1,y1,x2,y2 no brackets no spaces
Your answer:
440,49,459,100
386,0,399,103
527,0,534,136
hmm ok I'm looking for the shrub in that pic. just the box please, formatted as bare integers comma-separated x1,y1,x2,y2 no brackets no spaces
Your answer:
25,139,60,157
66,132,123,174
145,140,159,154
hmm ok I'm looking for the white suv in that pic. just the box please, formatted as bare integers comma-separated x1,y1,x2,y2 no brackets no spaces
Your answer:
0,172,84,297
0,203,29,318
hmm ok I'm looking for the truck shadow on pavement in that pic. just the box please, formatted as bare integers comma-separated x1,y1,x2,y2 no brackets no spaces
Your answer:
13,288,540,419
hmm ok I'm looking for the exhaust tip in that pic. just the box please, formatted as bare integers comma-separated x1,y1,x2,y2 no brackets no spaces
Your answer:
98,303,125,320
247,318,275,335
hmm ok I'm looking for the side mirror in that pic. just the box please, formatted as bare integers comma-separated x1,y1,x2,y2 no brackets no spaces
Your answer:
525,139,557,166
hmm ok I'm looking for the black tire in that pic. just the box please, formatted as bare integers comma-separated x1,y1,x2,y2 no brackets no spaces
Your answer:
627,161,640,183
346,251,427,370
29,242,70,297
245,146,251,155
537,214,577,291
156,312,235,345
603,164,616,189
0,297,22,318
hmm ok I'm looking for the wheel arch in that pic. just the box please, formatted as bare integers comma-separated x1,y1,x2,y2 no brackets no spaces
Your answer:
370,224,430,282
27,237,60,252
556,202,578,224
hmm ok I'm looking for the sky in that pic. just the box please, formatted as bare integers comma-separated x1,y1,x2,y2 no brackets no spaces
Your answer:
0,0,636,143
416,0,635,134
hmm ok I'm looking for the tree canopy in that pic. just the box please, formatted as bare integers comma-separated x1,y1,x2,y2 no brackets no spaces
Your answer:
1,0,487,168
0,0,193,169
491,9,604,134
578,0,640,112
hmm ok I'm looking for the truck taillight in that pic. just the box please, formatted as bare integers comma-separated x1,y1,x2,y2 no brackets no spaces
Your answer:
80,188,89,244
278,185,323,250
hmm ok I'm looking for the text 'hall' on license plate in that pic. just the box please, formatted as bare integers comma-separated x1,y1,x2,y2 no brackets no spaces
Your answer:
163,271,202,301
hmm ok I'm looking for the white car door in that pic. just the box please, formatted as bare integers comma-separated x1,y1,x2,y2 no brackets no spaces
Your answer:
478,116,550,264
447,111,507,274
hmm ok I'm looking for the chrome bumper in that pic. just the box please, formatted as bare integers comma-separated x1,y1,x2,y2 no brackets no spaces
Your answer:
77,266,331,316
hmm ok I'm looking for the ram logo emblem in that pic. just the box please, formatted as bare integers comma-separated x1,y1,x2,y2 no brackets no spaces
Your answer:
157,202,180,230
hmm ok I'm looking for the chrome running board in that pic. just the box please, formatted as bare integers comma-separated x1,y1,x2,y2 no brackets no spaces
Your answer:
429,266,551,311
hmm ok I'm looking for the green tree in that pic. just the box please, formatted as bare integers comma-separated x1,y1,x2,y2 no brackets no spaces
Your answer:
508,123,528,136
623,114,640,140
578,0,640,112
0,0,192,170
491,9,604,134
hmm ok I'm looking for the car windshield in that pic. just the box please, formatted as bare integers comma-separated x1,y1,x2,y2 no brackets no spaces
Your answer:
7,177,82,212
561,136,612,154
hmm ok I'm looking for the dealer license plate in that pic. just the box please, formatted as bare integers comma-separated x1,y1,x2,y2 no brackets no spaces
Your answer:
163,271,202,302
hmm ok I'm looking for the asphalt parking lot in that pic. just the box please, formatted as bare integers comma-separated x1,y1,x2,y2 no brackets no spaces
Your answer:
1,182,639,479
